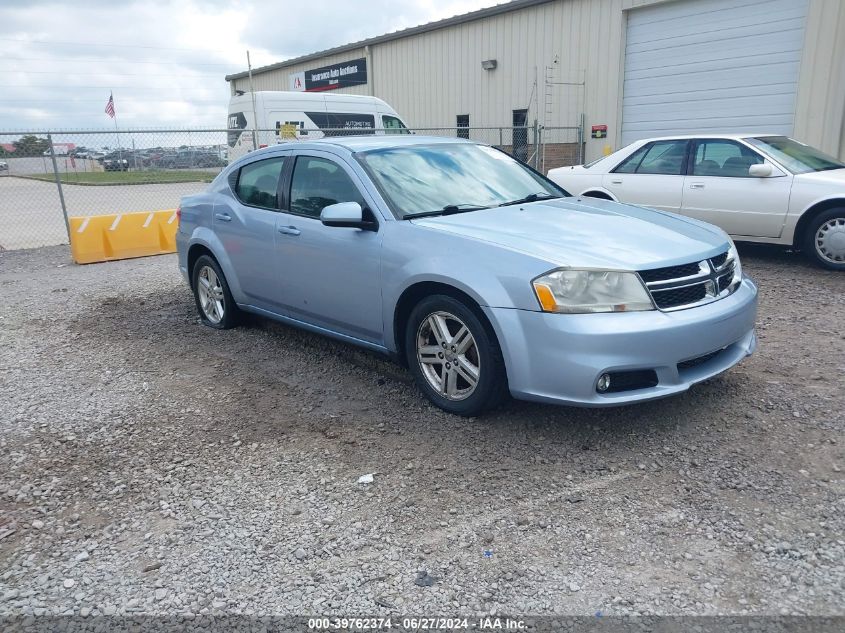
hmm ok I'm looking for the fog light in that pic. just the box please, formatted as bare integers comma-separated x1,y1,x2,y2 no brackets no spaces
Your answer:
596,373,611,393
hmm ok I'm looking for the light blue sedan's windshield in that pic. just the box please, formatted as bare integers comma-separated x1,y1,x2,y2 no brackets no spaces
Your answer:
356,143,567,218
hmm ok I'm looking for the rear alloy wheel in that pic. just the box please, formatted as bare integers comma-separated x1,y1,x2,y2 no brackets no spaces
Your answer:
804,208,845,270
192,255,238,329
405,295,507,416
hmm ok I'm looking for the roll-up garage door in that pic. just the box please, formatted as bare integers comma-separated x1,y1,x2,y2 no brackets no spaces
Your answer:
621,0,808,146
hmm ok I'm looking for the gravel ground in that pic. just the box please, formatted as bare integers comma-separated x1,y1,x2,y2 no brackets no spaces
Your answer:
0,243,843,619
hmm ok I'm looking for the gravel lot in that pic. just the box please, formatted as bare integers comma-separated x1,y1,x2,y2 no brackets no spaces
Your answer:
0,244,843,619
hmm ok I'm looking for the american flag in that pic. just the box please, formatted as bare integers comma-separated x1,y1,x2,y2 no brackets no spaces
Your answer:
104,93,115,119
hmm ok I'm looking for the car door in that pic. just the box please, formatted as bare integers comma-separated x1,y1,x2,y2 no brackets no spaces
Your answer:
602,139,689,213
273,150,384,345
681,139,792,238
213,154,287,310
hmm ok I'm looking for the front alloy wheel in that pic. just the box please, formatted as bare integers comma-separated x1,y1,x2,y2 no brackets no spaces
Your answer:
416,311,481,401
405,294,507,416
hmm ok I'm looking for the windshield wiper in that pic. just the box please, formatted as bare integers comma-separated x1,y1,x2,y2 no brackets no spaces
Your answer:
409,203,490,219
498,192,561,207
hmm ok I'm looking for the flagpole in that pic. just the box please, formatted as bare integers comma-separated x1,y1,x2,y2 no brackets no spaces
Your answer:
111,91,123,167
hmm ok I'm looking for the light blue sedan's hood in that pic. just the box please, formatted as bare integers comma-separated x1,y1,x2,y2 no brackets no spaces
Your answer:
410,197,729,270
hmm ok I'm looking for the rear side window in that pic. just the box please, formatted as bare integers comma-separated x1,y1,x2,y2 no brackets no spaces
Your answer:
289,156,364,218
614,140,688,175
234,157,285,209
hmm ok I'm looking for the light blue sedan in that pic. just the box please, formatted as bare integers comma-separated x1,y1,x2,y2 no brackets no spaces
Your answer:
176,136,758,416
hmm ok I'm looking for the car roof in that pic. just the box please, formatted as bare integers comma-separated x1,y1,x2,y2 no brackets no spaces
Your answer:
253,134,477,155
633,133,784,142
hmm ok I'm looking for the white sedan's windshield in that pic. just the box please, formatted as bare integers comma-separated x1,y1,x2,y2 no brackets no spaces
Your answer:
357,143,566,218
746,136,845,174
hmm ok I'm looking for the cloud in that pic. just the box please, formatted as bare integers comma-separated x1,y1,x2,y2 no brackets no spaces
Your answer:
0,0,500,131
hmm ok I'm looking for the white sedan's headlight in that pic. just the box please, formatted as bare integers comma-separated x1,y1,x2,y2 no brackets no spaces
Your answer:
532,269,654,314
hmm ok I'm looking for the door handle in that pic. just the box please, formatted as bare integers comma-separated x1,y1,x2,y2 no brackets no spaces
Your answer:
214,213,232,222
689,183,705,189
277,225,301,236
610,179,623,185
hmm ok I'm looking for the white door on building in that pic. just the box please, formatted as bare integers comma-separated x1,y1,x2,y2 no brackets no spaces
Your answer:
621,0,809,146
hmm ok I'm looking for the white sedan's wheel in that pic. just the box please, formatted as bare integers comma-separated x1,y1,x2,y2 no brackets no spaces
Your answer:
804,208,845,270
814,217,845,265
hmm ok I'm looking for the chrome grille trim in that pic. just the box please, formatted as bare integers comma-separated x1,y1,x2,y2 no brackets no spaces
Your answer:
638,250,738,312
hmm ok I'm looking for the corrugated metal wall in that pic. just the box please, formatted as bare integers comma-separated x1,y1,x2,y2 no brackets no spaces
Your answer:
230,0,845,162
371,0,622,132
793,0,845,161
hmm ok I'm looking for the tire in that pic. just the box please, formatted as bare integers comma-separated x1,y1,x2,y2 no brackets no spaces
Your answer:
191,255,239,329
803,208,845,270
405,294,508,416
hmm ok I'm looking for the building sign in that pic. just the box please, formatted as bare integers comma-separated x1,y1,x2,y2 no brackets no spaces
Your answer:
591,124,608,139
289,58,368,92
289,72,305,91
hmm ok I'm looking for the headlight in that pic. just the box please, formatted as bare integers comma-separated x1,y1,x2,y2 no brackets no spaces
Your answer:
727,240,742,288
532,269,654,314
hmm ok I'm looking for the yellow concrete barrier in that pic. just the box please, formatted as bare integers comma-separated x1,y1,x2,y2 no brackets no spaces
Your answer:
69,209,178,264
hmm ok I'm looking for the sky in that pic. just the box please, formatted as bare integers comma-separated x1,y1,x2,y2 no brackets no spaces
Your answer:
0,0,502,132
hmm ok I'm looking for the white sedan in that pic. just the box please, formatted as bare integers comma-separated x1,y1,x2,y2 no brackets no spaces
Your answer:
548,135,845,270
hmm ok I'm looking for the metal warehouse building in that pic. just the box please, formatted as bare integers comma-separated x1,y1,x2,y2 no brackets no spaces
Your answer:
226,0,845,166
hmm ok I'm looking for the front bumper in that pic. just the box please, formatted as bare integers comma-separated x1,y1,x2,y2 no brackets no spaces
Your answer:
484,276,758,407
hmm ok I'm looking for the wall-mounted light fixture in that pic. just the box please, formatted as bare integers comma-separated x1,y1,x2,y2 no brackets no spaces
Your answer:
481,59,497,71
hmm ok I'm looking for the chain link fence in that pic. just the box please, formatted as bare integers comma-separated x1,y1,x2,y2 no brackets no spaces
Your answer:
0,125,582,252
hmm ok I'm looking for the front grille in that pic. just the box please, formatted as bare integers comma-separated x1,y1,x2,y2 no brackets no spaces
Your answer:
717,264,735,293
652,283,707,309
638,262,701,283
638,250,735,311
710,252,728,269
678,348,723,370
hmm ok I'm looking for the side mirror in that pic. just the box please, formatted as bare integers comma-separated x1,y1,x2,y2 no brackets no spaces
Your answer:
749,163,773,178
320,201,376,230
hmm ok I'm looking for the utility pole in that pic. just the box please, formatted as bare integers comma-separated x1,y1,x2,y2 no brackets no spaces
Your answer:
247,51,259,150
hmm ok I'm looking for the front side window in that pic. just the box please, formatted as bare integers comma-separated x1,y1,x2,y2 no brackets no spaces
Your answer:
693,140,763,177
356,143,566,218
234,157,284,209
614,140,688,175
746,136,845,174
289,156,364,218
383,115,410,135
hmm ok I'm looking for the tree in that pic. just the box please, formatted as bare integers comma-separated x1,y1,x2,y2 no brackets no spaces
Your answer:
13,135,50,157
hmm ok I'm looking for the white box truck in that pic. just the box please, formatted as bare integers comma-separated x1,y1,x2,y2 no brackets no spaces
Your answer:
227,91,410,161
